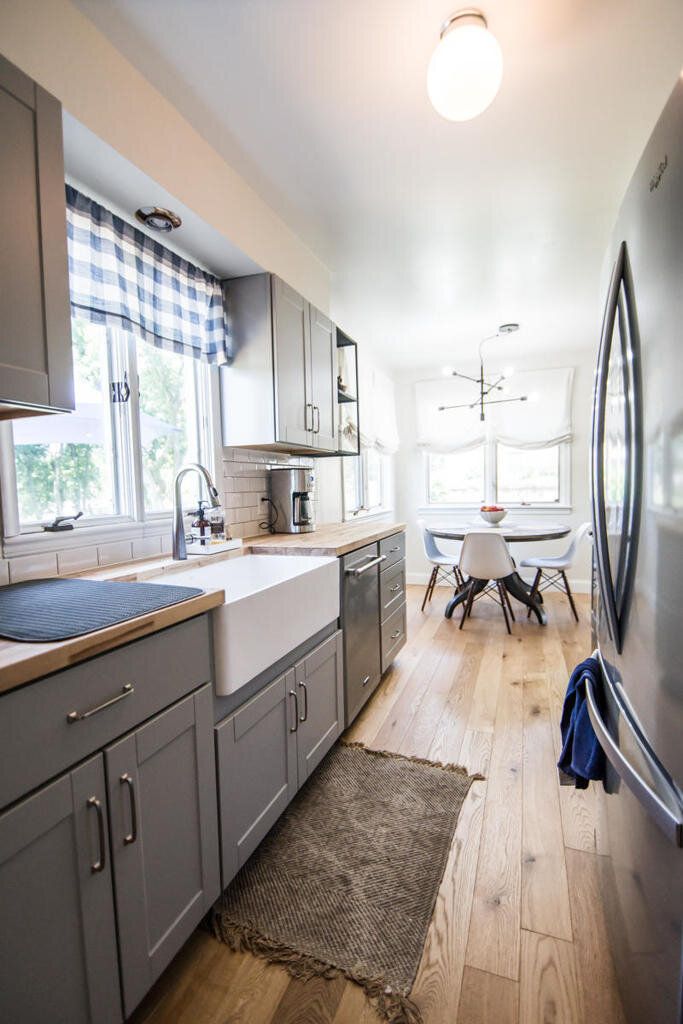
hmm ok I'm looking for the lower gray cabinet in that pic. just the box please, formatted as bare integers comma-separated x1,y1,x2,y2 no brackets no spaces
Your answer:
216,631,343,888
294,632,344,785
216,670,298,885
105,683,220,1017
0,754,121,1024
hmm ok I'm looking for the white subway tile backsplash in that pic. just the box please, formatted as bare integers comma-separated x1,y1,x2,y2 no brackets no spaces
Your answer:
97,541,133,567
9,551,59,583
132,536,163,561
57,546,100,576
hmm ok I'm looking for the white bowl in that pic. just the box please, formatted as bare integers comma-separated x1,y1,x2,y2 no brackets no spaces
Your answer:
480,508,507,525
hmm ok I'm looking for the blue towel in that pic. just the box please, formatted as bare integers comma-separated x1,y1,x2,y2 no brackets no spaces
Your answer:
558,657,606,789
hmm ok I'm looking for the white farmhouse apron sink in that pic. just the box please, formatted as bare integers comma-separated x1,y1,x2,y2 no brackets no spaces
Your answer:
154,554,339,695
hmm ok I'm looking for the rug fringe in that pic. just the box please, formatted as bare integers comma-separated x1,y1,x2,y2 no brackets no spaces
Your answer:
212,910,424,1024
340,739,485,781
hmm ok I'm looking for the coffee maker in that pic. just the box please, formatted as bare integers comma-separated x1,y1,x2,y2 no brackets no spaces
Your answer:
269,467,316,533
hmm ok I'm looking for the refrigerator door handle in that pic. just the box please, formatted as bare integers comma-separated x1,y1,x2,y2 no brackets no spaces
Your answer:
585,676,683,847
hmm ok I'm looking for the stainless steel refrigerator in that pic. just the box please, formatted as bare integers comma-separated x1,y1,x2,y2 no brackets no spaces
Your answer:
589,75,683,1024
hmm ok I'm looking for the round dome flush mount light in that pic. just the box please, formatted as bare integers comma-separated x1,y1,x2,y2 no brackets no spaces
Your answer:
427,9,503,122
135,206,182,232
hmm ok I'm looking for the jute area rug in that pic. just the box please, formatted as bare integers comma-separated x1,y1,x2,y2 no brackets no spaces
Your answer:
212,741,482,1024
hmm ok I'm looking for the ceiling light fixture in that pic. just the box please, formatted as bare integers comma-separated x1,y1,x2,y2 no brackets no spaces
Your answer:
427,9,503,122
135,206,182,232
439,323,527,422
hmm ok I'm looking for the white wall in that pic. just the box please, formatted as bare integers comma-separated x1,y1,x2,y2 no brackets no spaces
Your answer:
0,0,330,313
395,346,596,592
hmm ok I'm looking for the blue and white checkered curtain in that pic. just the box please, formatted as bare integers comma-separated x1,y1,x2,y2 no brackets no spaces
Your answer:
65,185,232,364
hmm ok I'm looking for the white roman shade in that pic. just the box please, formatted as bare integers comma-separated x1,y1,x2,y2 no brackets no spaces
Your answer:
352,362,400,454
416,366,574,452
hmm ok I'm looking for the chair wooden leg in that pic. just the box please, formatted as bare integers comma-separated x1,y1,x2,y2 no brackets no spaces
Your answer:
562,570,579,622
503,585,515,621
497,581,512,634
460,584,475,630
421,567,437,612
526,569,542,619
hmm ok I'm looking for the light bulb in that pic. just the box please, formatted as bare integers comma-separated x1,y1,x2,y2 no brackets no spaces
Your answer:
502,365,515,378
441,366,454,376
427,11,503,122
529,391,540,404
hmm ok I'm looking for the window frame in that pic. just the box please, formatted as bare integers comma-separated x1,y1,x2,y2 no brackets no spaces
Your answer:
422,439,571,513
342,445,393,521
1,321,218,552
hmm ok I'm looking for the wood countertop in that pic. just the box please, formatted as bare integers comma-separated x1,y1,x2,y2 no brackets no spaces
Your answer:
246,520,406,556
0,587,224,694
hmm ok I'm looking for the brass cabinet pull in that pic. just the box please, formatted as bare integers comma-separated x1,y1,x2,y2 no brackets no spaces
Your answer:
120,773,138,845
289,689,299,732
87,796,106,873
362,675,371,687
298,680,308,722
390,630,402,640
389,584,402,593
67,683,134,723
313,406,320,433
305,403,314,432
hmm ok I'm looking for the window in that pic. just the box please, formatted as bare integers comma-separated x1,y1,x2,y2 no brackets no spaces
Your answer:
427,448,486,505
343,446,390,518
426,441,567,507
496,444,560,504
9,318,212,531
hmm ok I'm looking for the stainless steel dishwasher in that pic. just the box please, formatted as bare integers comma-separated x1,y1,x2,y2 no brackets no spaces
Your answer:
341,542,384,726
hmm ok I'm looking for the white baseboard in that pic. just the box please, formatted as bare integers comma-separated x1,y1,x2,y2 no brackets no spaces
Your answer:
406,570,590,595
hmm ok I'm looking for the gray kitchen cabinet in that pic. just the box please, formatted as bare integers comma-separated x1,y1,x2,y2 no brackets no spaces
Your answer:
220,272,337,453
105,683,220,1018
0,754,121,1024
273,275,311,447
216,631,343,887
0,54,73,418
216,669,298,885
294,631,344,784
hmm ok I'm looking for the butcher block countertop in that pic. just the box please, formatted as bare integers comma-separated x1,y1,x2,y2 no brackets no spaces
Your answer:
0,587,224,695
247,520,406,557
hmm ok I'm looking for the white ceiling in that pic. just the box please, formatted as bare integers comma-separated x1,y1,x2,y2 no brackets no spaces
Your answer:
72,0,683,370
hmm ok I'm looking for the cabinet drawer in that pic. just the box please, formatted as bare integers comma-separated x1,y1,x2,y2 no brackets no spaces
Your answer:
381,602,407,673
379,532,405,569
0,615,211,809
380,559,406,619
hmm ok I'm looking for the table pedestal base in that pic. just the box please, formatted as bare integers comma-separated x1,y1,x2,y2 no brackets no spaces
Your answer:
444,572,546,625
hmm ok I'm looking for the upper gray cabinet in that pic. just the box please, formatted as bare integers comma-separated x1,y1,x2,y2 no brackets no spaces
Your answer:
0,54,73,418
220,273,337,454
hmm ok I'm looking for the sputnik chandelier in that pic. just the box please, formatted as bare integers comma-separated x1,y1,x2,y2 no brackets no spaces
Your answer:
439,323,528,422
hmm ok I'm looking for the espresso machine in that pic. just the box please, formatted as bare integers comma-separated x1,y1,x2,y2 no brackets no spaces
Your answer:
269,467,316,533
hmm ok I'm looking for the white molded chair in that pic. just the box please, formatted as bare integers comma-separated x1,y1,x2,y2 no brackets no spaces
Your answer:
458,532,516,634
419,524,463,612
520,522,592,622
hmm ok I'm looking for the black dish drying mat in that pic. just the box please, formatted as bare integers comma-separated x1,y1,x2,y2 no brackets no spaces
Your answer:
0,578,204,642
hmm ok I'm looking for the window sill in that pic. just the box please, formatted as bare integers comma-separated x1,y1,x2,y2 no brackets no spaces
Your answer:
343,506,394,524
2,518,176,559
417,504,573,517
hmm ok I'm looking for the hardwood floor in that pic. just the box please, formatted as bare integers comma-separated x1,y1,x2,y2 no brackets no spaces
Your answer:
132,585,624,1024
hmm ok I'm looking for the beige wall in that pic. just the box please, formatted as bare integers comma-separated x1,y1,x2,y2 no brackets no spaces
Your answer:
0,0,330,313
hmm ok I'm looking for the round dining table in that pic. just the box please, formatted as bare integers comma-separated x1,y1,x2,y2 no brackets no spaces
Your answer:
427,521,571,625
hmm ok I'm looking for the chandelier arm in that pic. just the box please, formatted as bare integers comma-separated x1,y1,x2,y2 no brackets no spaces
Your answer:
482,395,528,407
450,370,482,385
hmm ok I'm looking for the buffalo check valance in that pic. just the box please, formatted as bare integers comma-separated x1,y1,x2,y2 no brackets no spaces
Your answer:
65,185,232,364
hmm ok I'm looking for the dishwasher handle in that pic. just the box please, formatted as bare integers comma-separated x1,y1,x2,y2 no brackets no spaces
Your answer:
346,554,386,577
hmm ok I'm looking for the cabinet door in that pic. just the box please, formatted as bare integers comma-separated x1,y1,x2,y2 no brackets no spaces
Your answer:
0,55,72,414
216,669,298,887
308,305,337,452
106,684,220,1017
0,755,121,1024
295,632,344,786
272,275,311,447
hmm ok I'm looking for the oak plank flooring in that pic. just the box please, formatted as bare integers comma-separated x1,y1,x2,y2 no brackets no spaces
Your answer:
457,965,519,1024
134,587,624,1024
